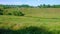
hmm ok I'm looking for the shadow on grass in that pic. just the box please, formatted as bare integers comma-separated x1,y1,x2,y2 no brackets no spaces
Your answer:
0,26,59,34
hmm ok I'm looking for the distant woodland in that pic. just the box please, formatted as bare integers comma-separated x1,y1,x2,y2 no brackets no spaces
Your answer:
0,4,60,9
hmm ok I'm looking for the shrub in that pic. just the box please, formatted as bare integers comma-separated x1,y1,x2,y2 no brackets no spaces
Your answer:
3,10,25,16
13,11,24,16
8,13,12,15
0,9,3,15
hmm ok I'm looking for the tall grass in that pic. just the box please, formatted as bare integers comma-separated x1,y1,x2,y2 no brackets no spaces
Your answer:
0,15,60,34
0,26,51,34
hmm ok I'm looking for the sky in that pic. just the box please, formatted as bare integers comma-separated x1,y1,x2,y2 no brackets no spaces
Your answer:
0,0,60,6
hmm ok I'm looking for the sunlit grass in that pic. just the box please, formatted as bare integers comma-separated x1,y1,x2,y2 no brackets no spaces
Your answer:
0,8,60,34
0,15,60,31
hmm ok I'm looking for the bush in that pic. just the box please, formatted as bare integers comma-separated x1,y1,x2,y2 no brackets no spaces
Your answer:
7,13,12,15
3,10,25,16
13,11,24,16
0,9,3,15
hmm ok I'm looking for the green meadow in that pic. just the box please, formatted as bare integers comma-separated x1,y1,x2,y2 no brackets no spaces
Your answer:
0,8,60,34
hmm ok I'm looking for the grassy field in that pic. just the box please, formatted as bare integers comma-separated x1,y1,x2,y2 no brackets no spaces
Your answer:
0,8,60,34
4,8,60,18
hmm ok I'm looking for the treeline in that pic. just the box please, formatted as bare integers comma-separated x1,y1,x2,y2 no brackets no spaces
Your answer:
0,4,60,8
38,4,60,8
0,4,33,9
